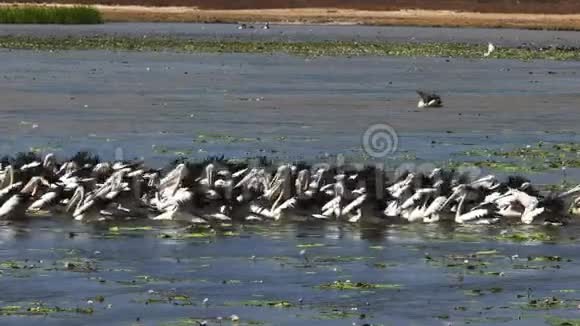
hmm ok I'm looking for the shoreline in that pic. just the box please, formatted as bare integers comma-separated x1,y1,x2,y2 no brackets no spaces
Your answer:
1,36,580,61
4,3,580,30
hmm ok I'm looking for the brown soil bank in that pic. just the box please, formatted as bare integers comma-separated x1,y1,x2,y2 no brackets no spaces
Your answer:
3,0,580,14
5,2,580,29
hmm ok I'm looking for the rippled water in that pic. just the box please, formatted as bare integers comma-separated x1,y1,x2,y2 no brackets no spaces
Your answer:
1,219,580,325
1,50,579,170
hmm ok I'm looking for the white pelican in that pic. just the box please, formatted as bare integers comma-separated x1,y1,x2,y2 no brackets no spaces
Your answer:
0,193,31,220
27,184,63,213
0,176,47,219
0,165,14,189
152,187,207,225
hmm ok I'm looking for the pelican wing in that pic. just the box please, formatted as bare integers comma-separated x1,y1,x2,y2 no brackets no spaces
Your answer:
455,208,494,224
416,90,440,103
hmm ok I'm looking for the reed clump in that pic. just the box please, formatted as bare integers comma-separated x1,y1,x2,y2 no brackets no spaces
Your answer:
0,6,103,24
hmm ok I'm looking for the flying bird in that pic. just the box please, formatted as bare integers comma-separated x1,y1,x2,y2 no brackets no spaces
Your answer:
416,90,443,108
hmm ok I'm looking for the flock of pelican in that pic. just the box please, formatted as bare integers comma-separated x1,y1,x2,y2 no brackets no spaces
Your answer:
0,152,578,226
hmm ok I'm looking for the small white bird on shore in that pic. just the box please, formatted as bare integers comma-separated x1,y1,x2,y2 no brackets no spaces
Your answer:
484,42,495,57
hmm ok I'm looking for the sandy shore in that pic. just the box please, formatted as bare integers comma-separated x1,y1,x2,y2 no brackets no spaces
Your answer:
4,3,580,29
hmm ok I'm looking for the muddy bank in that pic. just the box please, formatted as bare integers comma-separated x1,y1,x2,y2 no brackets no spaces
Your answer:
3,0,580,14
5,3,580,28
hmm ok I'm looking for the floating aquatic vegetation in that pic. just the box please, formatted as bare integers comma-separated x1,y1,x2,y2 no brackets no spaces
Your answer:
524,296,578,310
453,142,580,173
152,145,193,156
117,274,188,287
0,304,93,316
158,229,237,239
496,231,553,242
29,144,63,154
463,287,503,296
0,260,25,269
142,292,193,305
372,262,397,269
193,133,260,144
296,243,325,248
527,256,569,262
317,280,401,290
237,300,293,308
312,256,372,263
0,306,21,315
162,317,267,326
513,256,572,270
448,160,533,173
546,316,580,326
315,308,364,320
4,36,580,61
61,259,98,273
425,250,507,276
92,295,105,303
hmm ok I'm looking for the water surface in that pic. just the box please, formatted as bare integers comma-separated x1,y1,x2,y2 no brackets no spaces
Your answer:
2,219,580,325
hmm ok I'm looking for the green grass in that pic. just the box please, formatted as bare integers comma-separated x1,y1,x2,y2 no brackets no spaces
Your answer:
0,6,102,24
2,36,580,61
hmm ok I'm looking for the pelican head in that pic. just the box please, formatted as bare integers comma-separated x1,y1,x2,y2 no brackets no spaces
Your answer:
58,161,79,176
66,185,85,214
570,197,580,216
206,163,216,186
0,165,14,189
295,169,310,195
43,153,57,173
